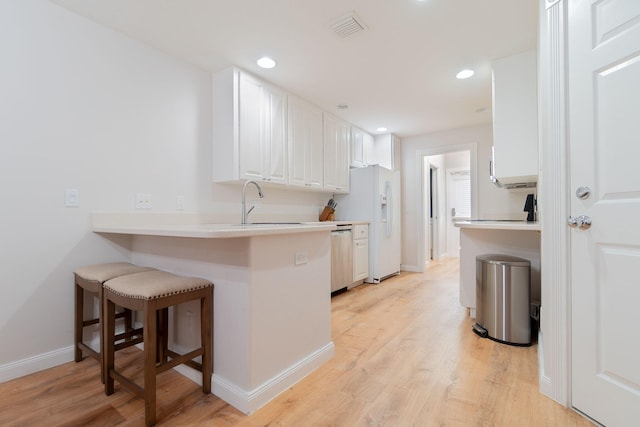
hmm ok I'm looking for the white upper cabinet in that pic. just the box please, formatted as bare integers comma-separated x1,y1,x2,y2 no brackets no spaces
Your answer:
323,112,350,193
288,95,323,189
213,67,287,184
350,126,373,168
491,49,538,186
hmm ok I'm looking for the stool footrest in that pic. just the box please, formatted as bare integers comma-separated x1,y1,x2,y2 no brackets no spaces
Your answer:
82,318,100,327
114,327,143,342
114,336,144,351
109,369,144,398
77,342,99,361
157,348,204,374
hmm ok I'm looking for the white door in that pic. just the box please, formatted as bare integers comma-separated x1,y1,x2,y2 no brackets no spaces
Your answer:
569,1,640,425
446,168,471,258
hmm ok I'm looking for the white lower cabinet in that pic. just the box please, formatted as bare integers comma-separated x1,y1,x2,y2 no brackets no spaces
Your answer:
352,224,369,285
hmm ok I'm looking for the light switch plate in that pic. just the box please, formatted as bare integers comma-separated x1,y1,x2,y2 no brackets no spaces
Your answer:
65,189,79,207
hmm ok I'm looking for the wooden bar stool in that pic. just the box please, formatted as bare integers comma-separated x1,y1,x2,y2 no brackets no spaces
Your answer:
103,270,213,427
74,262,155,382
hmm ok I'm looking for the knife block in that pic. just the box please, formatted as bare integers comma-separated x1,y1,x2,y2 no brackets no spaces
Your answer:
319,206,335,221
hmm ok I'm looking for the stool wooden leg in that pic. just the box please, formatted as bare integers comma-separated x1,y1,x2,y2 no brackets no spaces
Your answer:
201,290,212,394
144,300,157,427
97,286,105,384
123,308,133,332
155,308,169,364
74,283,84,363
104,296,116,396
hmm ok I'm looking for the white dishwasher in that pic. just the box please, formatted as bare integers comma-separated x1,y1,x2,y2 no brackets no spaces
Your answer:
331,224,353,294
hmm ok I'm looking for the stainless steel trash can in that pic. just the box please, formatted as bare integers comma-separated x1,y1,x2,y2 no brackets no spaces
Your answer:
473,254,531,346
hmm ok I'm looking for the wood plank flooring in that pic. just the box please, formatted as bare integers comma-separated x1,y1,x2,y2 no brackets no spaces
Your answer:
0,259,592,426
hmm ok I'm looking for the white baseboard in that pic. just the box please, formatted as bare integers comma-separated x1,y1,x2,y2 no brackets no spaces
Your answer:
537,329,554,398
401,264,421,273
0,346,74,383
212,341,335,415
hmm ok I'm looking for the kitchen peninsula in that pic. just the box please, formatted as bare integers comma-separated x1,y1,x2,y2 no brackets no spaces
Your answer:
92,213,336,414
455,220,541,317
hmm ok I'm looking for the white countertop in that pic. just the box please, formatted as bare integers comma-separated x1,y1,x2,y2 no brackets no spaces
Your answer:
92,222,340,238
454,220,541,231
91,213,367,238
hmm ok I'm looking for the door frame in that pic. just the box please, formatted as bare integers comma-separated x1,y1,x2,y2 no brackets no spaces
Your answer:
538,0,571,406
416,143,477,273
427,162,439,263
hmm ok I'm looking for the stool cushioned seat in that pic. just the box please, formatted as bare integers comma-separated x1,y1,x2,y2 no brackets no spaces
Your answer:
74,262,156,286
74,262,155,382
104,270,212,300
103,270,213,427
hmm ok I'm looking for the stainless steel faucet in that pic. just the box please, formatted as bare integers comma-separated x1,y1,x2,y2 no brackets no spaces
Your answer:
241,180,264,224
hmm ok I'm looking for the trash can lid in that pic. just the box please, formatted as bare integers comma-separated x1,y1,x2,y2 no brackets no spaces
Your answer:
476,254,530,266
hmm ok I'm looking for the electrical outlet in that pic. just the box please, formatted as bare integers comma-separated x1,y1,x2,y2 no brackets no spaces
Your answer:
295,252,308,265
135,193,152,209
65,188,79,207
176,195,185,210
186,310,193,330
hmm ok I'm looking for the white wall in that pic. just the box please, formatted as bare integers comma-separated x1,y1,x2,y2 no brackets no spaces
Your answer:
400,124,531,271
0,0,327,379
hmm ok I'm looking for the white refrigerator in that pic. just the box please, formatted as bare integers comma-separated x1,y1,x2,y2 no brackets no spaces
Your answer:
335,165,401,283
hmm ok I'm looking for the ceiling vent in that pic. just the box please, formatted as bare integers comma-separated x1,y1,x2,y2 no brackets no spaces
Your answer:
329,12,368,39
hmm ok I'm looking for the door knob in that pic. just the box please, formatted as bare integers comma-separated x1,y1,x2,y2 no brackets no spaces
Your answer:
568,215,592,230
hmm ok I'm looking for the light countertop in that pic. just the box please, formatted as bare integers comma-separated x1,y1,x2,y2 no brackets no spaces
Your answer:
91,213,367,239
454,220,541,231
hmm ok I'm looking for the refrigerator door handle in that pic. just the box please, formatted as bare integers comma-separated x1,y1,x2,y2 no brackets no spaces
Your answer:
385,181,393,237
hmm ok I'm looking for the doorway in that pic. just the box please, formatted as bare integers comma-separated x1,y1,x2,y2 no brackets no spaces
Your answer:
423,149,473,266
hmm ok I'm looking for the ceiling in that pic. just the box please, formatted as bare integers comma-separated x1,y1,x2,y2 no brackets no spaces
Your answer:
50,0,538,138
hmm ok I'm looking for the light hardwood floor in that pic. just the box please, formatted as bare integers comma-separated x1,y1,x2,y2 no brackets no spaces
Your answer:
0,259,592,426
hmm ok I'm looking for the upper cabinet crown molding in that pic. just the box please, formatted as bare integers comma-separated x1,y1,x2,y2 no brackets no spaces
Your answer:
491,49,539,187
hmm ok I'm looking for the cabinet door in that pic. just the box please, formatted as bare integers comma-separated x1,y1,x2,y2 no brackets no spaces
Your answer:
323,113,350,193
492,49,538,182
306,106,324,188
354,238,369,281
288,96,323,189
264,84,287,184
238,72,264,181
351,126,366,168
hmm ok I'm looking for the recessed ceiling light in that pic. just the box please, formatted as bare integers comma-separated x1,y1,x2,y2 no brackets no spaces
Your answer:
376,127,388,132
456,69,474,79
257,57,276,69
